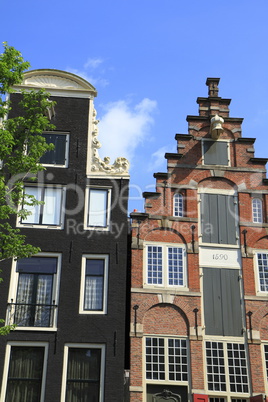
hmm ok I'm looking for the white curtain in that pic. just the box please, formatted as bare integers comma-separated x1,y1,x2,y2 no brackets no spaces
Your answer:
84,277,103,310
5,346,44,402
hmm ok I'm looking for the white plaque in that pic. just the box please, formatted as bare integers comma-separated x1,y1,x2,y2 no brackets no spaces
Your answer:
199,247,241,268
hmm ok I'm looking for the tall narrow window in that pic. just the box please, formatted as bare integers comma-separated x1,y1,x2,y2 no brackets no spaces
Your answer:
256,252,268,292
7,255,60,328
21,186,64,227
80,255,108,314
200,193,237,245
252,198,263,223
63,345,105,402
5,345,45,402
86,188,111,229
174,193,183,217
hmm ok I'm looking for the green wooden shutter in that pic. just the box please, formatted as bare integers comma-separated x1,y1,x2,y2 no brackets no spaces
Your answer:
203,268,242,336
203,141,228,165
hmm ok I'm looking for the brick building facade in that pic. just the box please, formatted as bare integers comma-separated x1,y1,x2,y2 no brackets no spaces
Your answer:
129,78,268,402
0,70,130,402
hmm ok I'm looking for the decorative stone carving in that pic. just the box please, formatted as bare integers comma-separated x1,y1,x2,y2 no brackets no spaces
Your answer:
24,75,82,89
210,114,224,139
153,389,181,402
91,109,130,175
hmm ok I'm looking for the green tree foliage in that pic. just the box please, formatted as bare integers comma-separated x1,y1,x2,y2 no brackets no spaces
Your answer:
0,43,56,261
0,43,56,333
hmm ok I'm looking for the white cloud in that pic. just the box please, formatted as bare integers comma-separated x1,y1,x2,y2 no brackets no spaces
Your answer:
66,67,109,88
147,144,177,172
84,58,103,69
97,98,157,165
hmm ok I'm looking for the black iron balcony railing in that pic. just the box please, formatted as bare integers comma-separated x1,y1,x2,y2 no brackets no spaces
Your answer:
6,300,57,328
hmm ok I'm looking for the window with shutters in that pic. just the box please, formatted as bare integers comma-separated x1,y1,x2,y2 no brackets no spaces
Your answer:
79,255,109,314
202,140,229,166
206,341,249,394
39,132,69,167
18,185,65,229
6,254,61,330
200,192,238,245
1,342,48,402
203,268,242,336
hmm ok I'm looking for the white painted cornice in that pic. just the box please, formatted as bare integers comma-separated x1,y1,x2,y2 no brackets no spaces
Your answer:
13,69,97,99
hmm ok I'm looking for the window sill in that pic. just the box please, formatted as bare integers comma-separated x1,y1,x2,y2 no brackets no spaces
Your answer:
17,224,64,230
12,326,57,332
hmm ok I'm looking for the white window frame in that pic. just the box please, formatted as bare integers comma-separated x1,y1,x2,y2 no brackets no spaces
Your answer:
204,340,249,397
40,131,69,168
144,336,189,385
201,139,230,167
79,255,109,315
0,341,48,402
253,250,268,294
262,343,268,388
17,185,66,230
173,193,184,217
252,197,263,223
6,253,62,331
144,242,187,289
60,343,105,402
84,187,112,231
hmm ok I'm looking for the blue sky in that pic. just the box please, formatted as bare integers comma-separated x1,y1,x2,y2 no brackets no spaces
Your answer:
2,0,268,212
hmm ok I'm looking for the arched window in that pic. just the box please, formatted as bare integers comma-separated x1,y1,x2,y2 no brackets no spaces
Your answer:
252,198,263,223
173,193,183,217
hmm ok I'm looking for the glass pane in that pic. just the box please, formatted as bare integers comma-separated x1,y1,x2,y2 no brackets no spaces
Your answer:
21,187,41,224
40,134,67,165
88,189,108,227
66,348,101,402
17,257,57,274
43,188,62,225
6,346,44,402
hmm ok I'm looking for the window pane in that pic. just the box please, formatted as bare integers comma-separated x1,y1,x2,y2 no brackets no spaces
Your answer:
252,198,262,223
174,193,183,217
168,247,184,286
145,338,165,380
227,343,249,393
257,253,268,292
5,346,44,402
43,188,62,225
66,348,101,402
206,341,226,391
147,246,163,285
84,260,105,311
22,187,42,224
14,257,57,327
88,189,108,227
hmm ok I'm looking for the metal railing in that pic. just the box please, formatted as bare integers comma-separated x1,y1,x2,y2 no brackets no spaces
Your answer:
6,300,57,328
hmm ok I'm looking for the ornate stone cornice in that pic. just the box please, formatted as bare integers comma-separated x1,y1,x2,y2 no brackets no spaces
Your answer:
13,69,97,98
90,109,130,177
